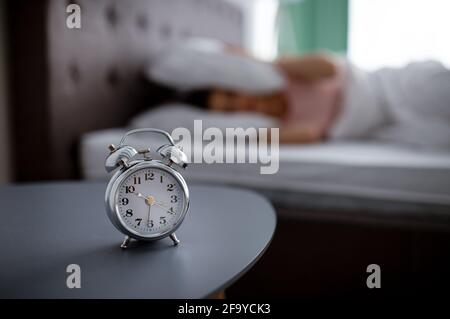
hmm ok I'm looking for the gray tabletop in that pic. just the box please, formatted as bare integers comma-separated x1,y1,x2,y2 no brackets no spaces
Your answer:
0,182,276,299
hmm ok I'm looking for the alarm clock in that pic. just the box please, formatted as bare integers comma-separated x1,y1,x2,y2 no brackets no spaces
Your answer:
104,128,189,249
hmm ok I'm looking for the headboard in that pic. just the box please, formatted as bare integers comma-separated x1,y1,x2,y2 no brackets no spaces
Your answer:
8,0,244,181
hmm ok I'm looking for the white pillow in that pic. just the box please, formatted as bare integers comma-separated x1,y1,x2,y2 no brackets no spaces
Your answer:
129,103,279,134
146,38,285,94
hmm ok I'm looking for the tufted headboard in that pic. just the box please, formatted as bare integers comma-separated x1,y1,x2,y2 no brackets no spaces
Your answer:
8,0,244,181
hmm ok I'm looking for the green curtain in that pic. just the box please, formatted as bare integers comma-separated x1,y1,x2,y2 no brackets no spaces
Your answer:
278,0,348,55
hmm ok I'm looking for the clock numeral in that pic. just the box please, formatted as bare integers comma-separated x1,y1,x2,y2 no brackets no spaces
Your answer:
121,198,129,205
133,176,141,185
160,175,163,183
170,195,178,203
167,184,174,192
168,207,175,214
160,216,166,225
145,172,154,181
148,220,154,228
125,209,133,217
125,185,135,193
135,218,142,226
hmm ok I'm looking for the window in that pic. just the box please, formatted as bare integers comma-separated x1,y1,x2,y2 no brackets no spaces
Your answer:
227,0,278,60
348,0,450,70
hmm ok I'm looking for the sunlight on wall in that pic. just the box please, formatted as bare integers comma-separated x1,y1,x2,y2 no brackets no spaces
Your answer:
348,0,450,70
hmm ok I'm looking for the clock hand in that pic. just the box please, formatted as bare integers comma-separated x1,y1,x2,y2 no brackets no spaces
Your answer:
153,202,175,215
155,201,168,208
133,192,147,201
133,192,157,206
134,191,172,213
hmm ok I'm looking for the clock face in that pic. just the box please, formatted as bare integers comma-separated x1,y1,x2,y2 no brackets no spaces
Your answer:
115,167,186,238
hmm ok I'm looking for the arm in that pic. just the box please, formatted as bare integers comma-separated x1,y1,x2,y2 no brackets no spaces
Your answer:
276,53,338,82
268,125,324,144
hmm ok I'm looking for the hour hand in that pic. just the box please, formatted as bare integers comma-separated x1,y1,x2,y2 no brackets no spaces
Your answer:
133,192,147,200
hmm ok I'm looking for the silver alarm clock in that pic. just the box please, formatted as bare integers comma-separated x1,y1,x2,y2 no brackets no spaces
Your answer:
105,128,189,249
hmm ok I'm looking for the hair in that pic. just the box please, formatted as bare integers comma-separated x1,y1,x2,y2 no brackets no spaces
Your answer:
142,74,212,109
180,89,211,109
142,76,213,109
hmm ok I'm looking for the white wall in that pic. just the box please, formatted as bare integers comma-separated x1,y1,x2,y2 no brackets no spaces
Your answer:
0,0,11,184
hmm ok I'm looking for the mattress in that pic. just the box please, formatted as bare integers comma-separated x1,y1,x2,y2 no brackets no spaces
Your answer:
81,128,450,223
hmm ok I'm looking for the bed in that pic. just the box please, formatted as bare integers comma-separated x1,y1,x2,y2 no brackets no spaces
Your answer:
81,125,450,228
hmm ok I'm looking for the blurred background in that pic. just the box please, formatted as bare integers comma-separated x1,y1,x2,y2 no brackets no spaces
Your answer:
0,0,449,299
2,0,450,183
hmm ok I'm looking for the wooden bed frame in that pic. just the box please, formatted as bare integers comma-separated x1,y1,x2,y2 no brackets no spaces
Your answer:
8,0,243,181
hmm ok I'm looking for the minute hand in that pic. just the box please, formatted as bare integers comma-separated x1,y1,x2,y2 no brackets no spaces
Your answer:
155,201,168,208
154,202,174,214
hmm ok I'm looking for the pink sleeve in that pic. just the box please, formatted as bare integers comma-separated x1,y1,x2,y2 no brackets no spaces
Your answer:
282,57,345,138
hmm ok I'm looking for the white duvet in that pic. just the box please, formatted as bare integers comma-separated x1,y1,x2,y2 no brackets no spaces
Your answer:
333,60,450,150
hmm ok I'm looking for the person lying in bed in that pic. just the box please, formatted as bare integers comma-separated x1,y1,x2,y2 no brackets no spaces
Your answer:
203,53,343,144
148,40,450,148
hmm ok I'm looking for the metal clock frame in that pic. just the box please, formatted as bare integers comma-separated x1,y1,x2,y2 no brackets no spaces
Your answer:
105,160,190,248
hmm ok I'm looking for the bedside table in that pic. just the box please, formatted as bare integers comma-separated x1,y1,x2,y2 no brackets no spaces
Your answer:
0,182,276,298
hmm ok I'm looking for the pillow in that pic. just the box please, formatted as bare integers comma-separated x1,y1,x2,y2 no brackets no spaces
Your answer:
129,103,279,134
145,38,285,94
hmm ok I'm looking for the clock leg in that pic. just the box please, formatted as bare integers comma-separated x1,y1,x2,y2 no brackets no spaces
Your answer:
120,236,131,249
170,233,180,246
